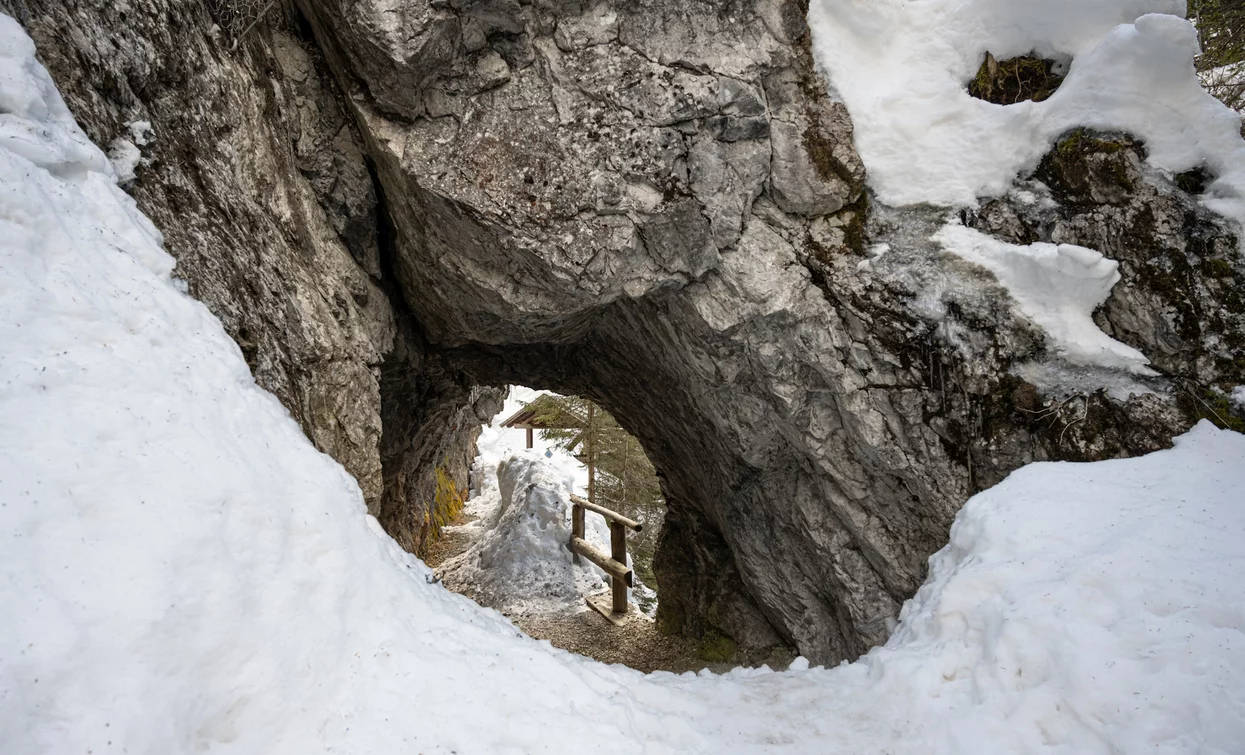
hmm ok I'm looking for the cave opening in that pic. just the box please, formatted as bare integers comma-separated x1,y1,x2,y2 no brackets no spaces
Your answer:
490,388,668,597
420,384,739,673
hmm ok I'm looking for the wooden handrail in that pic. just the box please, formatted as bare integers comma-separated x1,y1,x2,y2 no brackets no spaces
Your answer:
570,495,642,532
569,537,634,587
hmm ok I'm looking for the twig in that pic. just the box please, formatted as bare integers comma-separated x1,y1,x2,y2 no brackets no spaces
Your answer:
229,0,276,52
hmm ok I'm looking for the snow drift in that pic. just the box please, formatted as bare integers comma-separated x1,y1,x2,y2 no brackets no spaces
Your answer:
438,451,619,617
3,9,1245,755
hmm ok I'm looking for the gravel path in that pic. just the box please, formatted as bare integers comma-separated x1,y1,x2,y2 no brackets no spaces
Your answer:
424,515,791,674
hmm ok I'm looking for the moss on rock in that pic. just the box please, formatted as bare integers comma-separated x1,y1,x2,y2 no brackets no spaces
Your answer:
697,629,738,662
1035,128,1142,206
968,52,1064,104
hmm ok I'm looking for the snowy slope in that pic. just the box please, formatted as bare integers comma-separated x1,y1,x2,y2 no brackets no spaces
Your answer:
3,12,1245,755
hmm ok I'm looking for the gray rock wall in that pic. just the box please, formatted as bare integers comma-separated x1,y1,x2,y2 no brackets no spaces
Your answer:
297,0,1240,664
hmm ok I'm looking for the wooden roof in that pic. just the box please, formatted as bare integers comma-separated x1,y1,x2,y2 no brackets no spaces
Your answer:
498,397,587,430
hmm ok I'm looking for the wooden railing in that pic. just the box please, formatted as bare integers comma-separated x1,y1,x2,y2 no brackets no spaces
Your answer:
569,494,642,622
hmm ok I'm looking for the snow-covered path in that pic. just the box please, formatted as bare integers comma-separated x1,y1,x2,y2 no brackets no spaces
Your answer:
3,8,1245,755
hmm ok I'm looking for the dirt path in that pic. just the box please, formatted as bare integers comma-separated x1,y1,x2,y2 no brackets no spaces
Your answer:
424,514,791,674
421,513,477,570
515,607,727,674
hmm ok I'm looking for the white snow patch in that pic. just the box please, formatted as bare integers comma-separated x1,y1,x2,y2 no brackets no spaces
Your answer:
127,119,154,146
808,2,1245,221
935,222,1155,376
1232,385,1245,409
4,13,1245,755
108,137,141,183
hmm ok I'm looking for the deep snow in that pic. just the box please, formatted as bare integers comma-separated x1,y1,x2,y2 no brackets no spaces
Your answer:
3,9,1245,755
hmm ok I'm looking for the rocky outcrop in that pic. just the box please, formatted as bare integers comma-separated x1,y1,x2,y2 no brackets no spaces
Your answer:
8,0,498,555
293,0,1243,665
12,0,1242,666
971,129,1245,422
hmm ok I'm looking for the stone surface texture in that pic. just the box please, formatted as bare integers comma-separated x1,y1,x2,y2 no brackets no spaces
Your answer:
6,0,500,557
10,0,1243,665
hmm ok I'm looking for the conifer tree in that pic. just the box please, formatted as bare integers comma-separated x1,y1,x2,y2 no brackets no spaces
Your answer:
1192,0,1245,112
526,394,665,587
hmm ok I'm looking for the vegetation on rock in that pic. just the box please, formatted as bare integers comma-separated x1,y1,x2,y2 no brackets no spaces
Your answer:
1192,0,1245,113
968,52,1065,104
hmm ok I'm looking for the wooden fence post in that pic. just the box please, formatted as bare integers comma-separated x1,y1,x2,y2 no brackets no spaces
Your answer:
610,521,627,614
572,500,584,564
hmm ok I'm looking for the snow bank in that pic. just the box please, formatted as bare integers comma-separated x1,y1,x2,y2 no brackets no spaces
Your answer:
3,13,1245,755
673,422,1245,754
808,1,1245,218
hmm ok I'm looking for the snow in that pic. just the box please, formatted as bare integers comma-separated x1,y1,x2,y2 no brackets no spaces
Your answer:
127,119,154,147
440,451,638,617
808,1,1245,386
474,385,590,497
934,222,1155,375
107,138,141,183
4,11,1245,755
807,1,1245,218
450,393,655,617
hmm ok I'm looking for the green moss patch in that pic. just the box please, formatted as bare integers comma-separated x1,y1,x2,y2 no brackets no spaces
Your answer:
1175,166,1212,195
1034,128,1143,205
969,52,1065,105
697,629,738,663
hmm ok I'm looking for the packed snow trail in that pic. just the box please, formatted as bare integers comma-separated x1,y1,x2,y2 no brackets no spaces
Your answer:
3,10,1245,755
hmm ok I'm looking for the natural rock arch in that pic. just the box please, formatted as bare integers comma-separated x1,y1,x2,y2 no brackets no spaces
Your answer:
16,0,1237,667
297,0,1233,663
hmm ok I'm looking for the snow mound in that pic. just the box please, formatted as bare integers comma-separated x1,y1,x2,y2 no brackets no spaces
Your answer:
440,452,615,617
3,12,1245,754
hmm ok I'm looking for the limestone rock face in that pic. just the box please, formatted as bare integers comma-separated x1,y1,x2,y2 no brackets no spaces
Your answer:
297,0,1240,664
12,0,499,555
972,130,1245,407
298,0,947,662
